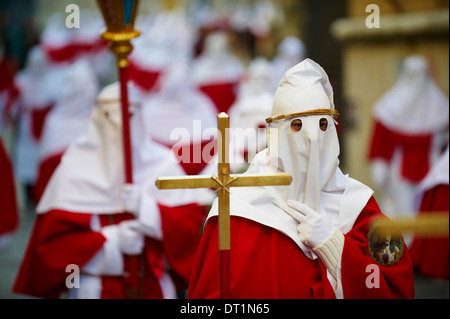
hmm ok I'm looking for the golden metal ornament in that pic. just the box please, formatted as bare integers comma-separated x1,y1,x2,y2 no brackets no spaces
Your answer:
367,225,405,267
96,0,141,68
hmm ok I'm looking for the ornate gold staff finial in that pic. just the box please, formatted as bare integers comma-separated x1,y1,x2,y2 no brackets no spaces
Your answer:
97,0,140,68
95,0,143,299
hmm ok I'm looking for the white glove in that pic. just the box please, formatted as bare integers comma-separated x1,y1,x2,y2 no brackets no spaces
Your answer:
284,199,336,249
121,183,141,217
118,220,144,255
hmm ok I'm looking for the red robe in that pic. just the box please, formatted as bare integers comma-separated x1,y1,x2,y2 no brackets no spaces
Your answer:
368,120,432,183
13,203,208,299
410,184,449,280
0,138,19,236
188,196,414,299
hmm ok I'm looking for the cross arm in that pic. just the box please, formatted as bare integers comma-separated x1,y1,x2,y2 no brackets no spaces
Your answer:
155,172,292,190
155,175,218,189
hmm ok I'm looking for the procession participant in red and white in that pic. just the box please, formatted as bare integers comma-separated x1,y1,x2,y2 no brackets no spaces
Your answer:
13,82,213,299
228,56,274,168
191,30,245,114
143,61,218,176
368,55,449,219
129,9,197,96
410,145,449,280
127,19,164,96
33,58,99,203
10,45,58,204
270,35,305,93
188,59,414,299
40,11,107,68
72,8,111,84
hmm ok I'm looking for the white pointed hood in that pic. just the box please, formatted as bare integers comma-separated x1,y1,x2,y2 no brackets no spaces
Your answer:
266,58,340,211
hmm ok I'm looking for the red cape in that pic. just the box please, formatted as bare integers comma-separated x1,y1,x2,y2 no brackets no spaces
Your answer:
0,138,19,235
410,184,449,280
188,196,414,299
13,203,208,299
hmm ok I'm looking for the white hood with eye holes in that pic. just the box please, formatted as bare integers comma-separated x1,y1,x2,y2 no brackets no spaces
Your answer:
206,59,374,259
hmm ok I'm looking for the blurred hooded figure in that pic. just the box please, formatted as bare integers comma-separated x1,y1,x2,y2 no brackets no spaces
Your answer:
228,56,274,168
368,55,449,219
33,58,99,203
270,35,305,93
10,45,58,202
143,61,218,176
188,59,414,299
13,82,212,299
191,30,245,114
410,145,449,280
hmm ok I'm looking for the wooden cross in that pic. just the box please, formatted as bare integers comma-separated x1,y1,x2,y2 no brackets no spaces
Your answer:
155,112,292,298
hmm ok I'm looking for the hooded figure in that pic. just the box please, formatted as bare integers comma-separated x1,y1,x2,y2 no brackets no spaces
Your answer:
188,59,414,299
143,61,218,176
13,82,212,299
191,31,245,114
270,36,306,93
368,55,449,217
11,45,58,193
33,58,99,203
228,56,274,168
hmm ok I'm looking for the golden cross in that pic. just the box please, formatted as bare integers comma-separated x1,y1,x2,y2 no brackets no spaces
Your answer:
155,112,292,298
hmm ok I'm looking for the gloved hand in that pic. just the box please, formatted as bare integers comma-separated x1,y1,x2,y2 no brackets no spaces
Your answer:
118,220,144,255
121,183,141,217
283,199,336,249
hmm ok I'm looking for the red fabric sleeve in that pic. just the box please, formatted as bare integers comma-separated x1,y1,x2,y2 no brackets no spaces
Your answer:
410,184,449,279
341,197,415,298
13,210,106,298
0,139,19,235
188,216,336,299
159,203,209,290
